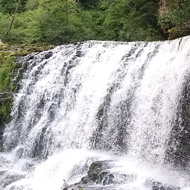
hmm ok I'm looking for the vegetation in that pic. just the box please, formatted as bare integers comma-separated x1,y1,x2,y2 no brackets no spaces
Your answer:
0,52,13,91
0,0,189,44
0,0,189,45
0,49,14,126
0,0,159,45
0,43,53,126
159,0,190,39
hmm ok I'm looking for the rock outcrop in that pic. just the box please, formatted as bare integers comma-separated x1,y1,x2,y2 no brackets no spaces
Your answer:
62,161,180,190
0,92,12,103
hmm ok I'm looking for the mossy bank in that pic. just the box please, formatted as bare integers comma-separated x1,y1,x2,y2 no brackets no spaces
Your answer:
0,43,53,128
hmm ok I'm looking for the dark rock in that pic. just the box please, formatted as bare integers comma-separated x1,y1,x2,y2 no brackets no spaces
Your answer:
97,171,114,185
62,160,115,190
26,55,34,61
75,51,82,57
0,98,10,103
146,180,180,190
63,184,115,190
44,51,53,59
81,176,92,184
67,64,76,70
87,161,113,182
166,76,190,167
0,92,12,103
0,92,12,98
0,171,24,188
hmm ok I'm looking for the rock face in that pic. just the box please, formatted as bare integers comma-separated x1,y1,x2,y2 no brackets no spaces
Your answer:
87,161,113,184
62,161,115,190
0,170,24,189
62,161,180,190
0,92,12,103
44,51,53,59
146,180,180,190
166,77,190,167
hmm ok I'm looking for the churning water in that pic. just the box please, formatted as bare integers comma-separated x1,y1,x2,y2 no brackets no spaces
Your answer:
1,37,190,190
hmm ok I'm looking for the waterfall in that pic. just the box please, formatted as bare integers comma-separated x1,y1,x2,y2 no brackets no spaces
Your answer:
1,37,190,190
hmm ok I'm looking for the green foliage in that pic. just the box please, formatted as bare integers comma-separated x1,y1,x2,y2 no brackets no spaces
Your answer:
2,0,190,44
25,0,39,11
37,0,97,44
5,10,41,44
166,0,190,25
0,0,27,14
38,0,77,43
0,12,10,40
0,52,14,125
0,52,14,91
0,0,164,44
99,0,161,41
158,0,190,39
0,43,53,126
79,0,99,9
0,100,12,125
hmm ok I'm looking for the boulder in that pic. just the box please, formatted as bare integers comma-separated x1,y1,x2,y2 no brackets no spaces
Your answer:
87,161,113,183
0,171,24,189
146,180,180,190
62,160,115,190
44,51,53,59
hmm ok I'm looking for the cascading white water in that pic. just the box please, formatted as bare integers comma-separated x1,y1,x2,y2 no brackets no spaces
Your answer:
1,37,190,190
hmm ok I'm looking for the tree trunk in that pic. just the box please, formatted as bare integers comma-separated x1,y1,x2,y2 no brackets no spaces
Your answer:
6,0,21,35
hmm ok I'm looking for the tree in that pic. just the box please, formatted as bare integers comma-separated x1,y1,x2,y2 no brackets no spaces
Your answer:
0,0,27,14
100,0,161,41
0,0,28,35
159,0,190,39
79,0,99,8
38,0,87,44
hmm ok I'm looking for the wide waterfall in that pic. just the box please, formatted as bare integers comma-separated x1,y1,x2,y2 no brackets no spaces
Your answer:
1,37,190,190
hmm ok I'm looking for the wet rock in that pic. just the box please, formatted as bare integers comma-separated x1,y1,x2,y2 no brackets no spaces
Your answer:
62,161,115,190
0,92,12,103
97,171,114,185
44,51,53,59
0,171,24,189
63,184,115,190
81,176,92,184
146,180,180,190
26,55,34,61
75,51,82,57
0,97,10,103
87,160,113,182
165,76,190,167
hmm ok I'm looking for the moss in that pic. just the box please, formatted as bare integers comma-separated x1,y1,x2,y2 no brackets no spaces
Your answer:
0,100,12,127
0,52,14,127
0,43,54,127
168,27,188,40
0,52,15,92
0,44,54,56
88,162,102,181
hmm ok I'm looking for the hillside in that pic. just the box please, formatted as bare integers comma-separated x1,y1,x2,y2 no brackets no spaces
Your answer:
0,0,189,45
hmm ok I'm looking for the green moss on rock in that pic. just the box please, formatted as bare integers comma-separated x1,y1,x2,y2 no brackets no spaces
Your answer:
168,28,188,40
0,43,53,127
0,100,12,127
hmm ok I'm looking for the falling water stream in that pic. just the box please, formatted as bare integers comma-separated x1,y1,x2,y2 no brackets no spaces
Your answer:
1,37,190,190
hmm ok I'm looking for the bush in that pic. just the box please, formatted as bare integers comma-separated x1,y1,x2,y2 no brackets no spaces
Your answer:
0,12,10,41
